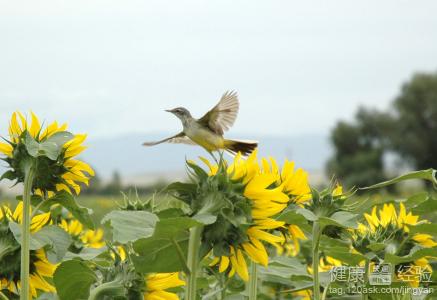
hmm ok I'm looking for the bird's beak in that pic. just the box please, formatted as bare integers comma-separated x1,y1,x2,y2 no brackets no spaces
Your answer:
165,109,172,113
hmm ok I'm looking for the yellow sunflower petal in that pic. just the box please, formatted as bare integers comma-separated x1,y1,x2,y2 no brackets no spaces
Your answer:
0,142,13,157
242,239,268,266
146,273,184,291
29,111,41,138
219,256,230,273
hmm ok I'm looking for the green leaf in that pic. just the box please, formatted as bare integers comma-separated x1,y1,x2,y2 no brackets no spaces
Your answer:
40,132,74,160
9,223,72,263
132,236,188,273
404,192,429,209
53,260,97,300
276,209,309,226
361,169,437,189
412,196,437,215
366,243,387,252
186,160,209,179
165,182,197,194
319,236,351,252
35,293,58,300
323,249,366,266
22,131,74,160
258,257,313,287
102,210,158,243
296,208,318,221
44,131,74,147
24,132,40,157
0,170,16,181
38,142,60,161
33,226,72,263
319,211,358,229
37,191,95,229
385,247,437,264
63,247,107,261
192,213,217,225
157,208,185,219
408,223,437,235
153,217,200,238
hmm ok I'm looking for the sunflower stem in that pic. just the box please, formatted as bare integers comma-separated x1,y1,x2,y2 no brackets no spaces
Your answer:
248,262,258,300
20,164,36,300
171,238,191,275
362,259,369,300
88,278,125,300
30,196,48,220
185,225,203,300
312,221,322,300
0,291,8,300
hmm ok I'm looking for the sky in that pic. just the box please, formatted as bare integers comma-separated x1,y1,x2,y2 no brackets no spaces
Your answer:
1,0,437,139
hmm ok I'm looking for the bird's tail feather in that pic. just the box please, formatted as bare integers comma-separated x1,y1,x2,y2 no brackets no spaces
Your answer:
224,139,258,156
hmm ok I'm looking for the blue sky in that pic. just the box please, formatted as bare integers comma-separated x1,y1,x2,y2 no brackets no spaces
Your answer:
1,0,436,139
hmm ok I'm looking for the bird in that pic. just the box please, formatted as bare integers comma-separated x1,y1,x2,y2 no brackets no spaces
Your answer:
143,91,258,156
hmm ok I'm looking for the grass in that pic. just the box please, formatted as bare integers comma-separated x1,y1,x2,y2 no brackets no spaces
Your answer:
1,192,185,225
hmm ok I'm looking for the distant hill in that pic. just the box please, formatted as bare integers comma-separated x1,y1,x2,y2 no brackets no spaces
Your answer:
0,132,332,191
80,132,332,183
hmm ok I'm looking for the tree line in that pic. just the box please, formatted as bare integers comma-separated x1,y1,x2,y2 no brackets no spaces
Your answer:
327,71,437,187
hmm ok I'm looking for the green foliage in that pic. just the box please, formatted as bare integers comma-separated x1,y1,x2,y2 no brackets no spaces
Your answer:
34,191,95,229
0,130,75,193
362,168,437,190
392,73,437,170
328,71,437,187
101,210,158,243
132,237,189,273
327,108,393,187
53,260,97,300
8,222,72,263
166,161,253,258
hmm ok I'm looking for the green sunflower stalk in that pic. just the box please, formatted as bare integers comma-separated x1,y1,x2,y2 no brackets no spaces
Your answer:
0,203,56,298
167,150,311,300
0,112,94,300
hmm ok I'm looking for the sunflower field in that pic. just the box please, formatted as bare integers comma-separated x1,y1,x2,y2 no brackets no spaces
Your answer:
1,111,437,300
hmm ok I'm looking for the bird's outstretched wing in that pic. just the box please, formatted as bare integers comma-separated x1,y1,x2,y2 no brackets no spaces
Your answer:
142,132,196,146
198,90,239,135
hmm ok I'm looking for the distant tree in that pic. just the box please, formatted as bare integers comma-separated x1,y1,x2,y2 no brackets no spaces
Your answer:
81,170,103,195
327,71,437,187
101,170,123,195
326,107,394,187
390,73,437,170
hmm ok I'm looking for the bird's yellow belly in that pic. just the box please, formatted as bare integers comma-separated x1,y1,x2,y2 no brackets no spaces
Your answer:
185,126,224,151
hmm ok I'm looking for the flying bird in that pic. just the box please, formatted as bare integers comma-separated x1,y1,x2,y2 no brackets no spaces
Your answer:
143,91,258,156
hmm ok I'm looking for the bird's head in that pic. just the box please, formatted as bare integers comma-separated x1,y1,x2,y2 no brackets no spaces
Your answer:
165,107,192,122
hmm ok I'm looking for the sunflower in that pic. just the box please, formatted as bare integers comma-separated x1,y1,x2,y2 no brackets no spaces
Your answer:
356,203,437,249
353,203,437,286
59,219,105,249
0,111,94,195
281,225,307,257
307,256,343,274
0,203,57,298
258,157,311,256
291,289,312,300
196,151,309,281
261,158,311,205
144,272,185,300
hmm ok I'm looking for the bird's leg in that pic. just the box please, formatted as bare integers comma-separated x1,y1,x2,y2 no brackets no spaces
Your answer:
217,150,227,170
